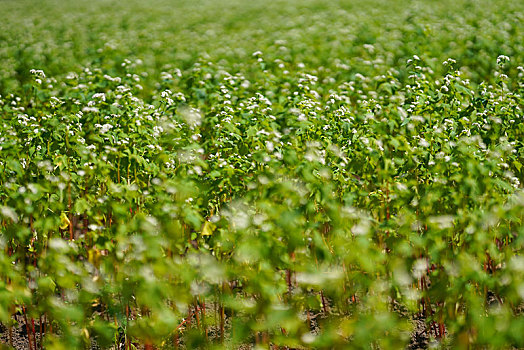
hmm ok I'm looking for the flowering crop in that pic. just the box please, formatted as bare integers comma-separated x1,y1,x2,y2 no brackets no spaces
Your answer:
0,0,523,349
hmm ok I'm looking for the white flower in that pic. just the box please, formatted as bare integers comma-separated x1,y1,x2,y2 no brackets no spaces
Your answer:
180,107,202,129
152,126,164,137
30,69,46,79
82,106,99,113
92,93,106,102
419,138,430,148
497,55,510,65
160,72,173,80
161,89,172,98
412,259,428,279
95,123,113,134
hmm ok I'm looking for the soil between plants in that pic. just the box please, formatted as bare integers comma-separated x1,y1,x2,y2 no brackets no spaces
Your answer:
0,313,432,350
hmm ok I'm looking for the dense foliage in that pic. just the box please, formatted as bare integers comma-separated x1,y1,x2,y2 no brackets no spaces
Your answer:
0,0,523,348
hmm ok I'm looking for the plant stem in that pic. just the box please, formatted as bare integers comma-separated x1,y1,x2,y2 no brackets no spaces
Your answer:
23,306,34,350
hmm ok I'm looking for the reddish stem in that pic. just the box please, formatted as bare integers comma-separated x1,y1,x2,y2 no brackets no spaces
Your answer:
23,307,34,350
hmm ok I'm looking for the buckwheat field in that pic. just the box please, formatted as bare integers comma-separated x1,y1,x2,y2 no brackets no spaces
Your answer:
0,0,523,349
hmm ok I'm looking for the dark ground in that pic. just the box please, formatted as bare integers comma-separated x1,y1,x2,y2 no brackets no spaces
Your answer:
0,311,432,350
